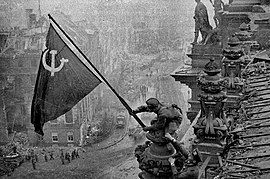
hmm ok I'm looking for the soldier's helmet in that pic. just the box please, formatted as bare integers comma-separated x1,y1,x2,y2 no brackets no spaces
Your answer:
146,98,160,109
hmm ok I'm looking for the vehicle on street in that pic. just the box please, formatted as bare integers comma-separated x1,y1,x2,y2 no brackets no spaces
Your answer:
116,115,126,129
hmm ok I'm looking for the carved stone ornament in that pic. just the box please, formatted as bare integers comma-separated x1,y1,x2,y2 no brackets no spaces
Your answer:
234,23,253,41
135,127,186,178
223,76,244,92
194,97,228,143
136,142,176,177
223,36,244,60
198,92,227,102
198,58,227,94
223,46,244,60
222,36,245,93
203,58,221,76
198,77,226,94
193,58,228,143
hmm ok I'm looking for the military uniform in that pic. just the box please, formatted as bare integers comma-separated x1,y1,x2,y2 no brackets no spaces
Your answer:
210,0,224,27
133,103,182,134
193,1,212,44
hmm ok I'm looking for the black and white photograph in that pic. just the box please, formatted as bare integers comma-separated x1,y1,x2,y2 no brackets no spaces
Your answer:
1,0,270,178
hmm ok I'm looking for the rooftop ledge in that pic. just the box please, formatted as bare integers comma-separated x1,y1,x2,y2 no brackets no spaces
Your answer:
230,0,260,5
170,65,202,77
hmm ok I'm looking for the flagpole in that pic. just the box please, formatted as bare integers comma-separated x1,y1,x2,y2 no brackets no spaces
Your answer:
48,14,146,128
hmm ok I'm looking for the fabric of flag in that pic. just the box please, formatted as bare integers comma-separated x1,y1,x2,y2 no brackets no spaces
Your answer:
31,24,102,136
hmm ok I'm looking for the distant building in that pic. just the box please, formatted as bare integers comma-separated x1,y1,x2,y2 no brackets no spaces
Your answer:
43,108,80,147
0,8,48,145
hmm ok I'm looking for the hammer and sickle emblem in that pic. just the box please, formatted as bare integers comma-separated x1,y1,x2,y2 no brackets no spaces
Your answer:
42,49,69,76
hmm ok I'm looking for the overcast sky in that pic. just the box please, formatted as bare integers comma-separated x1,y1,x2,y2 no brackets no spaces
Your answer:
25,0,214,16
19,0,218,28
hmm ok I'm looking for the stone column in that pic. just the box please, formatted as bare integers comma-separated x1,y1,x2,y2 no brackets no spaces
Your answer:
193,59,228,166
222,36,244,114
171,70,201,122
222,36,244,95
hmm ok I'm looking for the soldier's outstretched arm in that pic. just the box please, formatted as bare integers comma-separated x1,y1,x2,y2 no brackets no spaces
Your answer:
132,105,150,114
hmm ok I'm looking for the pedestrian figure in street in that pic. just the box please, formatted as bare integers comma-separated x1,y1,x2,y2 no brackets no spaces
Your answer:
75,148,79,158
49,151,54,160
44,153,48,162
71,150,75,160
34,154,38,162
31,156,36,170
60,149,65,165
42,149,47,162
65,152,71,163
12,146,17,154
29,149,35,162
25,150,31,161
30,149,35,157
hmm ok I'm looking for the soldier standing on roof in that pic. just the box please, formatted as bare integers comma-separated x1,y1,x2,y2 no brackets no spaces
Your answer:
209,0,224,28
192,0,213,44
